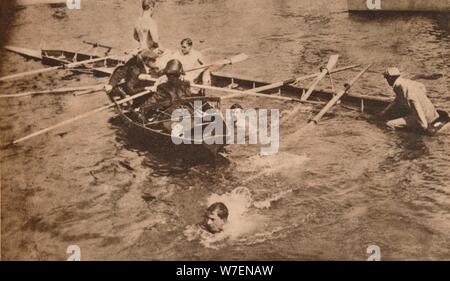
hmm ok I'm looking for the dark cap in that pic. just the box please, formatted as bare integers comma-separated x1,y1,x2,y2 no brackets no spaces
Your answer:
139,49,158,61
164,59,184,75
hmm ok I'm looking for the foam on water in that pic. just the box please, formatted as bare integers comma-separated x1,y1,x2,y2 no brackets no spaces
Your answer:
238,152,310,184
184,185,310,249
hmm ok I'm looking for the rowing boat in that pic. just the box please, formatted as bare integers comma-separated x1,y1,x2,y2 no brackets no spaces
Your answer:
4,45,450,135
347,0,450,13
209,72,450,134
108,93,227,157
3,45,387,112
4,45,124,76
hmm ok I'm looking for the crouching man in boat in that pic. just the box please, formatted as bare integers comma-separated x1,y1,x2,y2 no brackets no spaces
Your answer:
104,49,161,109
139,59,193,120
379,67,440,133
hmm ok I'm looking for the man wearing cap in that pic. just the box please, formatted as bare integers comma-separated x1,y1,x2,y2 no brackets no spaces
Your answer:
380,67,439,132
134,0,160,52
140,59,193,119
174,38,211,86
105,49,161,108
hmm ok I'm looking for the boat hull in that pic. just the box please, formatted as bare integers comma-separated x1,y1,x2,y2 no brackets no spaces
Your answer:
347,0,450,12
210,71,391,114
110,94,227,159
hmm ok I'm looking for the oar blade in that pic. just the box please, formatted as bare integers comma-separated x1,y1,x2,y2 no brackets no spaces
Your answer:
212,53,248,67
326,54,339,70
229,53,249,65
300,54,340,101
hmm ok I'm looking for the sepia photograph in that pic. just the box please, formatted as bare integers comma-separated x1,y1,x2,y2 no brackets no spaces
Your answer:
0,0,449,268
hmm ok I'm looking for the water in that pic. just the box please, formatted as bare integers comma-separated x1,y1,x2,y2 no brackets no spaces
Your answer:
0,0,449,260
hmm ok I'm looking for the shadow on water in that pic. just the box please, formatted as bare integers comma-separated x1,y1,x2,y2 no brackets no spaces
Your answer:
108,115,230,177
393,131,428,160
377,130,428,177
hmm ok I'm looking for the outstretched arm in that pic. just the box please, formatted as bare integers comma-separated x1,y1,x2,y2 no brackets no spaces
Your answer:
379,99,397,118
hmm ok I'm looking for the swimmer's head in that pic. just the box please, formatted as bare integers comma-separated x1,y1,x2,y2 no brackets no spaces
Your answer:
203,202,228,234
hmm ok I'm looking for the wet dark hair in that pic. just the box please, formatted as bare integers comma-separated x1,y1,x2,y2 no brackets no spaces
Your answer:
142,0,155,10
207,202,228,221
180,38,193,46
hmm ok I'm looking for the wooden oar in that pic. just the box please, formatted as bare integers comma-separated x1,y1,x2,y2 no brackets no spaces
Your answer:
139,53,249,82
301,54,339,101
0,54,123,82
0,84,104,98
1,89,152,148
138,74,325,105
0,66,61,82
184,53,249,72
190,83,324,105
294,63,372,136
283,55,339,120
250,64,359,94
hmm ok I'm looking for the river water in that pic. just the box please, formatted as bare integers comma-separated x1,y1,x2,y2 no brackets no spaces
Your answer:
1,0,449,260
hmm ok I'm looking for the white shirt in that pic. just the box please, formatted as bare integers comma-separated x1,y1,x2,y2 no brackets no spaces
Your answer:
173,49,205,82
393,77,439,126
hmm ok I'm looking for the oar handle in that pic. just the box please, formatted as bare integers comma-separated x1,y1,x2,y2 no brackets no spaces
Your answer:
2,89,151,148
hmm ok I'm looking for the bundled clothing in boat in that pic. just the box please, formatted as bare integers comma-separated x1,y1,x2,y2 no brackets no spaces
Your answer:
383,77,439,131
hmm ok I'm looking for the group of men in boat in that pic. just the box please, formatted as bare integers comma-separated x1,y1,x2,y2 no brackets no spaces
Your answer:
104,0,210,121
103,0,443,134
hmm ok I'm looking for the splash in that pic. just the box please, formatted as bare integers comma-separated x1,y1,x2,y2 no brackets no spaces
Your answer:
184,186,305,249
240,152,310,184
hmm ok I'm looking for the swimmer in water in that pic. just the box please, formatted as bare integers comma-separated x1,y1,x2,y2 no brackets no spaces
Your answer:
201,202,228,234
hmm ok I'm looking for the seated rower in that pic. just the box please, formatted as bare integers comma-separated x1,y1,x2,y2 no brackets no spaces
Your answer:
139,59,192,119
380,67,439,132
104,49,161,109
174,38,211,90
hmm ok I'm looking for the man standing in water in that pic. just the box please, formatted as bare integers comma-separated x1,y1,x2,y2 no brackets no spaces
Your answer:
134,0,160,52
380,67,439,132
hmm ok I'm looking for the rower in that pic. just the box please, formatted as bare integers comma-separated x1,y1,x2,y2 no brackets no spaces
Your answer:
104,49,160,108
139,59,192,119
134,0,161,52
174,38,211,86
379,67,439,132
